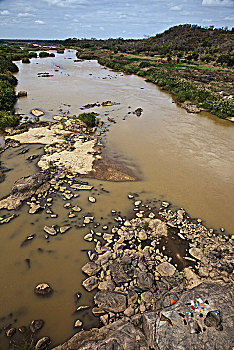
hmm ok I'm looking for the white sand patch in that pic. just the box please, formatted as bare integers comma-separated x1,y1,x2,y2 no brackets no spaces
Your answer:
8,126,70,145
38,139,96,174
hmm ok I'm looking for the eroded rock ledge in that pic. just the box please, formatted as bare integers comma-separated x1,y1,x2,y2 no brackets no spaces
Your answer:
53,282,233,350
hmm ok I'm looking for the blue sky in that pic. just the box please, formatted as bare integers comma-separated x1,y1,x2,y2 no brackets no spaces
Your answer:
0,0,233,39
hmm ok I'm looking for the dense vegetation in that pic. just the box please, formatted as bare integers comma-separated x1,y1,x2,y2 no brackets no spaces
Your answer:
0,51,19,130
72,25,233,119
77,112,96,127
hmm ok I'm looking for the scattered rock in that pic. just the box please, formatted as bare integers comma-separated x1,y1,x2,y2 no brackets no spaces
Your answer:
189,247,203,260
29,203,42,214
31,109,45,117
30,319,45,333
74,319,83,328
82,276,98,291
36,336,51,350
34,283,53,296
82,262,101,276
44,226,57,236
60,226,71,234
157,262,176,277
6,328,16,337
17,91,27,98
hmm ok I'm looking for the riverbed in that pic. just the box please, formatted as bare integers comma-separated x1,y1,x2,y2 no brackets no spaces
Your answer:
0,49,233,348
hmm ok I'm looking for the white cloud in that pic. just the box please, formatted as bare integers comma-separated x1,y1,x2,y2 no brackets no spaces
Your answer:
35,20,45,24
202,0,234,6
99,26,104,30
41,0,88,7
170,5,182,10
0,10,10,15
18,12,35,17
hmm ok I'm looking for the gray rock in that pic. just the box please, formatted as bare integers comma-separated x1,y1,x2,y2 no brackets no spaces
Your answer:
29,203,42,214
36,336,51,350
34,283,53,296
60,226,71,234
6,328,16,337
82,276,98,291
74,319,83,328
82,262,101,276
18,91,27,97
137,271,155,291
94,291,127,313
30,319,44,333
141,291,154,304
124,306,135,317
157,262,176,277
52,320,147,350
44,226,57,236
71,184,93,190
189,247,203,260
143,281,233,350
98,280,115,291
109,262,131,284
0,173,50,210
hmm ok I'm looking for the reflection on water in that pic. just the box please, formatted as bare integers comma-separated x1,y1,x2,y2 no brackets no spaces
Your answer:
0,50,233,348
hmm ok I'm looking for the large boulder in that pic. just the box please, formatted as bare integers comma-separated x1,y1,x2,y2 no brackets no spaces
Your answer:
94,291,126,313
0,173,50,210
143,281,233,350
52,320,147,350
82,262,101,276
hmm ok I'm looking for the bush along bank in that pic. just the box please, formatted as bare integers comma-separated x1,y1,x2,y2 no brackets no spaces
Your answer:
0,52,19,130
77,51,234,120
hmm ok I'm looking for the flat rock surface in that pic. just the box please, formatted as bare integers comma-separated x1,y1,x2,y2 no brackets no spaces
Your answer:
52,320,147,350
0,173,50,210
94,291,127,313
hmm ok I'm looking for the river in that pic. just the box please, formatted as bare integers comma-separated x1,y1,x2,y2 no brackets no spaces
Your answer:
0,49,233,348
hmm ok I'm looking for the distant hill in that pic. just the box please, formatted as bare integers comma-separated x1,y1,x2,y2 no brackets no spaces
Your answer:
65,24,234,66
146,24,234,55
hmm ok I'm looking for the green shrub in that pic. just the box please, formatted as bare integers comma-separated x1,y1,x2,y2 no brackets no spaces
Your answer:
0,112,19,129
0,81,17,111
77,112,96,127
39,51,50,58
0,73,17,86
22,58,30,63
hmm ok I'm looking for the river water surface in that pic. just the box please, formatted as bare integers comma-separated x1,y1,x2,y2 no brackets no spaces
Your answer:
0,49,233,348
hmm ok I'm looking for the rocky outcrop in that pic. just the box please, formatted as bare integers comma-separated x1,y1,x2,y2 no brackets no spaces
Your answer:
0,173,50,210
53,282,233,350
52,320,147,350
143,281,234,350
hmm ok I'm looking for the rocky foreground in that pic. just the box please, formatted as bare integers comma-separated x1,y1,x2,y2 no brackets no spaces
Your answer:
0,108,233,349
52,199,233,350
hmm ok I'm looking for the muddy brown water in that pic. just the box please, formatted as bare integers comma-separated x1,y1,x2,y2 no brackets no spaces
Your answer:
0,49,233,348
